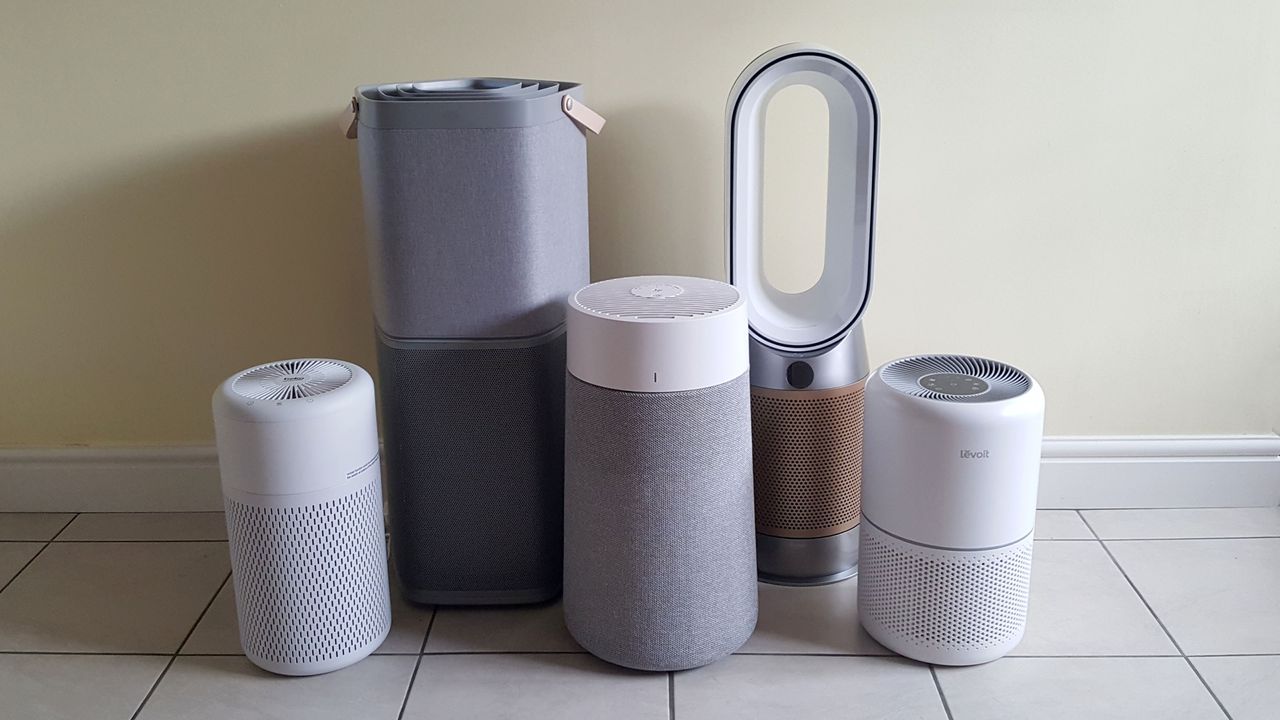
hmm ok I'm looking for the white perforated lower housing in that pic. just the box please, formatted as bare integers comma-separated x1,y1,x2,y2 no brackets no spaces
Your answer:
224,477,391,675
858,519,1033,665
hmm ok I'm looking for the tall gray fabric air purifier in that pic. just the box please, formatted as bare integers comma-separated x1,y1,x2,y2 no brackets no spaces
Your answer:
212,359,391,676
726,45,879,586
562,276,757,671
351,79,591,605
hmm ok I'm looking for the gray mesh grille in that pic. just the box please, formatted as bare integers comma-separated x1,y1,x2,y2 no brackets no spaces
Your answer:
224,478,390,667
377,334,564,602
563,372,757,671
858,520,1032,657
231,359,352,401
358,110,588,339
880,355,1032,403
573,276,741,319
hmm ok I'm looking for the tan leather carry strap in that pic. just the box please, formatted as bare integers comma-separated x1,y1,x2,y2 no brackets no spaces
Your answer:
561,95,605,135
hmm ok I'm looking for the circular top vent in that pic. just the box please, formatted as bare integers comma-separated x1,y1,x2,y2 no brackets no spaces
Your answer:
573,276,742,321
879,355,1032,403
232,359,354,401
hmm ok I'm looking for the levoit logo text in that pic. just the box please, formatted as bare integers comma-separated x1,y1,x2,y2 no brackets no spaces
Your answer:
960,449,990,459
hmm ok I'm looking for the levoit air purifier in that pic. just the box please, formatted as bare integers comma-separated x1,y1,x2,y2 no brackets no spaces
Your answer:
211,359,391,676
562,276,757,671
726,44,879,585
350,79,593,604
859,355,1045,666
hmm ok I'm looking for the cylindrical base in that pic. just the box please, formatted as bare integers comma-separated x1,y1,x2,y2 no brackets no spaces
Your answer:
247,623,390,677
857,518,1032,666
756,528,859,586
563,373,758,672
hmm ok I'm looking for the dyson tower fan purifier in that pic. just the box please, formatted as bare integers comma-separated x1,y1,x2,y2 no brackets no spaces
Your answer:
727,44,879,585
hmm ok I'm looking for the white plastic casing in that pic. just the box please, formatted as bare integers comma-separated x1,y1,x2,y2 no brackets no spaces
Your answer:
211,359,389,677
567,276,748,393
212,360,380,506
726,43,877,351
861,365,1045,550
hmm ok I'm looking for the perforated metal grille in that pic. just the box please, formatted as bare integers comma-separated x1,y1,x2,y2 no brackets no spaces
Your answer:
225,478,390,667
232,359,353,401
751,382,864,538
880,355,1031,403
574,276,741,319
858,520,1032,656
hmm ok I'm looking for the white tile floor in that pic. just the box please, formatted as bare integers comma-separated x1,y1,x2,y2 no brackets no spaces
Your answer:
0,508,1277,719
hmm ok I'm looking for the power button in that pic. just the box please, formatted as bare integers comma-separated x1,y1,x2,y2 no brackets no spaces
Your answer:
786,361,814,389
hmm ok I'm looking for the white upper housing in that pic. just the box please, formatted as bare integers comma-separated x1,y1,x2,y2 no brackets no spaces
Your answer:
212,359,380,502
862,355,1045,549
567,276,748,393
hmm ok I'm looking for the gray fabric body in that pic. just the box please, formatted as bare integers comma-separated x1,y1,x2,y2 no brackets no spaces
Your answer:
378,334,564,604
358,118,589,340
563,372,758,671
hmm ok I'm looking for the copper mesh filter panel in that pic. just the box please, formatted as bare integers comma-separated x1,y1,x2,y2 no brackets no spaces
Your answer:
752,380,866,539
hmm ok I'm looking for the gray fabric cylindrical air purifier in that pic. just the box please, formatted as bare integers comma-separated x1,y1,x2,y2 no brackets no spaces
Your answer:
563,276,757,671
351,79,592,605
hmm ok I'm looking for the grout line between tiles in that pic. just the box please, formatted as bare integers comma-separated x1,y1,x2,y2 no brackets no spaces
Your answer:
419,650,590,656
1079,512,1236,720
130,656,176,720
668,671,675,720
1183,656,1236,720
175,571,232,655
48,539,230,544
129,570,232,720
397,606,436,720
0,513,78,596
929,666,955,720
48,513,80,542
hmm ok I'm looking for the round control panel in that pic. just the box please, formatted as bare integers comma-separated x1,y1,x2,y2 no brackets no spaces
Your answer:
918,373,989,397
629,283,684,299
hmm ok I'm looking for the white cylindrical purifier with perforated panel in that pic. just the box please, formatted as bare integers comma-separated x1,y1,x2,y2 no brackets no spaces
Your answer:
858,355,1045,666
212,359,391,676
727,44,879,585
563,276,757,671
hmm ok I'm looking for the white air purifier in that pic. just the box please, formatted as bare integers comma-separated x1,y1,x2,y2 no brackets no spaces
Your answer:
562,276,757,671
858,355,1045,666
726,44,879,585
212,358,391,676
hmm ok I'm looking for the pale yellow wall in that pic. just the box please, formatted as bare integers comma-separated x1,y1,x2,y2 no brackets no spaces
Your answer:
2,0,1278,446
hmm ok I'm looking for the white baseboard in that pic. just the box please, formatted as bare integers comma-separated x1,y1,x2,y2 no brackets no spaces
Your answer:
0,446,222,512
1,435,1277,512
1039,435,1280,509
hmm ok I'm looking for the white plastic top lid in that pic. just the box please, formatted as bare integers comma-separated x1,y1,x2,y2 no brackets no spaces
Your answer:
727,44,878,351
567,276,748,393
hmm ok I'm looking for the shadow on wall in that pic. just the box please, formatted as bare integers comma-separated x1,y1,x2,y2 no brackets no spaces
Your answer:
1,118,374,444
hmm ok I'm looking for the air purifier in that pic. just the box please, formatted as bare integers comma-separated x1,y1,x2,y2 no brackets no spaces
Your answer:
858,355,1045,666
350,79,593,604
726,44,879,585
562,276,757,671
211,359,391,676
